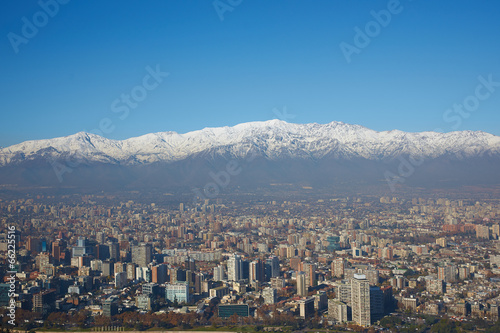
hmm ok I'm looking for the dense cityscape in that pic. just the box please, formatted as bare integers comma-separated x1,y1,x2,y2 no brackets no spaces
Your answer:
2,1,500,333
2,192,500,332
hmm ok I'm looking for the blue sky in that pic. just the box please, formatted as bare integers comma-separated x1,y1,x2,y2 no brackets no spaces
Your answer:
1,0,499,147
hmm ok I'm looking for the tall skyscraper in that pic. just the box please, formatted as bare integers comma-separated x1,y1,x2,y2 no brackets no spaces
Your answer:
152,264,168,284
52,240,66,263
132,243,152,268
115,271,127,289
194,273,205,294
351,274,371,327
103,297,118,317
266,256,280,278
126,263,137,280
332,258,345,278
296,271,307,297
227,254,242,281
108,242,120,261
72,237,92,257
438,264,457,282
213,264,225,281
369,286,384,322
298,297,315,318
301,262,316,287
249,259,264,283
328,299,348,323
185,257,196,271
96,232,106,244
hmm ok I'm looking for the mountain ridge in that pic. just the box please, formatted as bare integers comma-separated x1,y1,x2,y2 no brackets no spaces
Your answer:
1,120,500,167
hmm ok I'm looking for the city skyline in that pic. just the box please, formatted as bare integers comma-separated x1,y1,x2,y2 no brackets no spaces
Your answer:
2,2,500,330
3,192,500,330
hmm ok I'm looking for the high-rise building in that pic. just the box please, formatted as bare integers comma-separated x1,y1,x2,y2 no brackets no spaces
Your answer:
314,291,328,311
142,283,161,296
209,285,229,298
72,237,92,257
51,240,66,264
127,263,137,280
91,259,102,272
436,237,447,247
241,258,249,279
271,277,286,289
426,278,446,294
152,264,168,284
266,256,280,278
391,275,407,290
165,283,190,303
185,257,196,271
438,264,457,283
213,264,225,281
36,252,51,270
103,297,118,317
290,257,301,271
136,294,152,311
0,284,10,307
458,266,470,280
114,262,126,274
328,299,348,323
262,287,277,304
369,286,384,322
296,271,307,297
351,274,371,327
301,263,316,287
115,271,127,289
476,225,490,239
132,243,152,268
102,261,114,277
337,279,352,305
27,237,41,253
364,269,379,285
95,244,110,260
249,259,265,283
227,254,242,281
332,258,345,278
298,297,315,318
96,232,106,244
108,242,120,261
194,272,205,294
33,290,56,314
493,224,500,239
136,266,152,282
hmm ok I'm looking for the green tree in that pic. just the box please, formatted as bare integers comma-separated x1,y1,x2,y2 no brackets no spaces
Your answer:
431,319,458,333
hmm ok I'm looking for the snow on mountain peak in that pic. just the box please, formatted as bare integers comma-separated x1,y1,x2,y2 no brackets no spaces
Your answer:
0,120,499,166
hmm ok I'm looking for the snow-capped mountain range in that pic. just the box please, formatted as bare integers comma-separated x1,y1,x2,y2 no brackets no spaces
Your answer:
1,120,500,166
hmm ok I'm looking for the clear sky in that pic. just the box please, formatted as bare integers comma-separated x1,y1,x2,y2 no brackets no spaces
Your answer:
1,0,499,147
